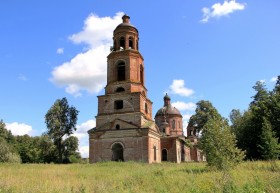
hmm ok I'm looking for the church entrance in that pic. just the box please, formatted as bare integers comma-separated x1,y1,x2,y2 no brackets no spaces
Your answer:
162,149,167,161
112,143,124,161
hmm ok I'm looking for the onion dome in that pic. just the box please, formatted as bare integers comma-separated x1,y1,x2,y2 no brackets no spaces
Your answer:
155,94,182,117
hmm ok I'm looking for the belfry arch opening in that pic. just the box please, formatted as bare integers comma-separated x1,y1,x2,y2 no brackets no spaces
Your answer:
117,62,126,81
129,37,133,49
120,37,125,49
112,143,124,161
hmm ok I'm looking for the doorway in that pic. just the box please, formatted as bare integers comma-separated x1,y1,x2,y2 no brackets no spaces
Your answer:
112,143,124,161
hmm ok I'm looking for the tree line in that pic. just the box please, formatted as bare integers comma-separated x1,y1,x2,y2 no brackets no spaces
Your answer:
0,98,81,163
188,76,280,170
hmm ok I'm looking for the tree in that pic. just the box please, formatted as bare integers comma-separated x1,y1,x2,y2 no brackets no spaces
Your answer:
189,100,244,170
62,136,81,163
45,97,79,163
0,137,21,163
258,118,280,160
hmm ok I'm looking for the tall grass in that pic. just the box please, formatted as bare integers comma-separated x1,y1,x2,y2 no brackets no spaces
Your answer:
0,161,279,193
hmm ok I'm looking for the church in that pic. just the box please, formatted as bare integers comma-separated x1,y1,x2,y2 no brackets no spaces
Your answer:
88,15,203,163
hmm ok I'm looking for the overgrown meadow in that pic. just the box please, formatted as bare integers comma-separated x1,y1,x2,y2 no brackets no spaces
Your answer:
0,161,279,193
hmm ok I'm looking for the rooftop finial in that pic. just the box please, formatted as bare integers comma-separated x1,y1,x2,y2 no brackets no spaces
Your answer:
122,14,130,23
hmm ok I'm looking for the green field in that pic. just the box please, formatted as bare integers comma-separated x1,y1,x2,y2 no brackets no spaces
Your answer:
0,161,279,193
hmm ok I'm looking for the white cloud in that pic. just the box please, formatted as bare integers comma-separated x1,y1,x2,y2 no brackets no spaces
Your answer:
270,76,277,82
56,48,64,54
79,146,89,158
201,0,246,23
72,119,96,158
73,119,96,141
260,79,266,83
6,122,32,136
168,79,194,97
51,12,124,97
172,101,196,111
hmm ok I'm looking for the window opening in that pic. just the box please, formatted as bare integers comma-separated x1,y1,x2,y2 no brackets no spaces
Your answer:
129,37,133,49
116,87,125,92
117,62,125,81
116,124,120,130
120,37,125,49
145,103,148,113
154,146,157,161
172,120,176,129
115,100,123,110
140,66,144,85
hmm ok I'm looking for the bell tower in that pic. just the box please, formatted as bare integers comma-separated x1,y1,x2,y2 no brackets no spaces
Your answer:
88,15,161,163
96,14,153,128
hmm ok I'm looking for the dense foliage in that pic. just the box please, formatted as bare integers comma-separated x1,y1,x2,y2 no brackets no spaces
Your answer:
230,76,280,160
188,101,244,170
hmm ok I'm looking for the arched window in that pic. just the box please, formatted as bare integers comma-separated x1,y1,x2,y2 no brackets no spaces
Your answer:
162,149,167,161
114,40,117,51
120,37,125,49
172,120,176,129
112,143,124,161
154,146,157,161
116,87,125,92
145,103,148,113
116,124,120,130
129,37,133,49
140,66,144,85
117,62,125,81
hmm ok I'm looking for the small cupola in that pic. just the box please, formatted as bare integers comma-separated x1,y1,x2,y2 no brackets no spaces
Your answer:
122,14,130,23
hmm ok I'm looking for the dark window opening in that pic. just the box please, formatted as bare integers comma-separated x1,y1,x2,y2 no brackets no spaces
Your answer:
115,100,123,110
117,62,125,81
163,128,166,134
162,149,167,161
113,40,117,51
154,146,157,161
116,124,120,130
112,143,124,162
140,66,144,85
120,37,125,49
116,87,125,92
129,37,133,49
172,120,175,129
145,103,148,113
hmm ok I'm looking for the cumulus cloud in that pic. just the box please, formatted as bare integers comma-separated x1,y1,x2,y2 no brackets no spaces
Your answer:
79,146,89,158
168,80,194,97
6,122,32,136
56,48,64,54
51,12,124,97
72,119,96,158
270,76,277,82
172,101,196,111
201,0,246,23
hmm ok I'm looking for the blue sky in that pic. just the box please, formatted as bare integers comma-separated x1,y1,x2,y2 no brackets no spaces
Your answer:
1,0,279,157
